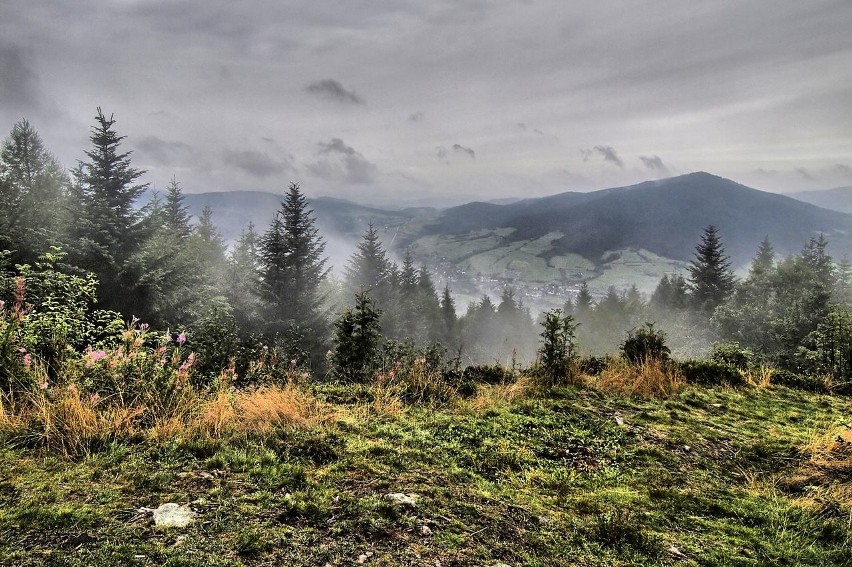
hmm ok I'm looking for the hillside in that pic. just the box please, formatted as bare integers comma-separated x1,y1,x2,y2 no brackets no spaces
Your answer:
418,172,852,265
788,186,852,215
2,377,850,566
177,191,422,244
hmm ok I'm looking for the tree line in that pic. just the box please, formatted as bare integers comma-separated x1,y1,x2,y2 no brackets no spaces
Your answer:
2,110,851,382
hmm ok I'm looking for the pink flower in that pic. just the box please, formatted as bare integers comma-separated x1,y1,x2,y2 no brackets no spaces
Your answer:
131,316,139,326
0,299,5,310
90,393,101,405
22,353,32,368
290,359,297,368
177,333,186,345
140,323,149,331
39,379,48,390
18,347,26,354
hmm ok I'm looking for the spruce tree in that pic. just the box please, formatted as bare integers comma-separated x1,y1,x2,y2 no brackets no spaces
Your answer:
0,120,69,263
71,108,149,312
687,225,735,313
163,177,193,239
258,183,330,357
226,223,262,333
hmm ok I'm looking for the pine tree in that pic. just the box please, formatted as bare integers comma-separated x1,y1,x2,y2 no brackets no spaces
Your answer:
70,109,149,313
0,120,69,263
163,177,193,239
687,225,736,313
344,222,392,297
440,283,458,345
258,183,330,356
226,223,262,333
749,236,775,280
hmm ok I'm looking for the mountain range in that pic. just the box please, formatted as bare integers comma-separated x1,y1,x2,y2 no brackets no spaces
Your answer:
786,187,852,215
172,173,852,303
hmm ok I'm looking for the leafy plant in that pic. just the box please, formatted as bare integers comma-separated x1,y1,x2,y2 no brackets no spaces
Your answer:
620,323,670,365
538,308,579,385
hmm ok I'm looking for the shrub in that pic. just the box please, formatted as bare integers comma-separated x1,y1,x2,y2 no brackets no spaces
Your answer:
679,360,745,387
771,369,828,393
580,356,607,376
597,357,683,399
330,291,382,383
621,323,670,365
538,308,579,385
711,341,752,370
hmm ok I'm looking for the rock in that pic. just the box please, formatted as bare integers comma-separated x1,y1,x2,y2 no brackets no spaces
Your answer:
383,492,419,509
614,415,625,426
668,544,687,558
357,551,374,564
420,524,433,536
152,503,196,528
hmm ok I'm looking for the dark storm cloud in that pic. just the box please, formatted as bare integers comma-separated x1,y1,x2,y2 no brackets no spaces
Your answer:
305,79,363,105
223,149,294,179
135,136,193,167
309,138,377,184
640,155,667,171
452,144,476,160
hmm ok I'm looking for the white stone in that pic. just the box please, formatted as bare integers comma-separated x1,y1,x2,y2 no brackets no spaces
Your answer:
152,503,196,528
384,492,419,508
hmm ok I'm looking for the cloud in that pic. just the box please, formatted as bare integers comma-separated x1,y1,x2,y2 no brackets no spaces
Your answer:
135,136,193,167
593,145,624,168
408,111,424,122
452,144,476,160
223,149,294,178
639,155,667,171
305,79,363,105
795,167,817,181
435,146,449,160
308,138,377,184
0,42,40,112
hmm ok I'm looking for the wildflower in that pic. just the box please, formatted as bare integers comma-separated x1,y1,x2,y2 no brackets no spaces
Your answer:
0,299,4,310
22,353,32,368
90,393,101,405
140,323,149,331
39,379,48,390
290,359,297,368
177,333,186,345
18,347,26,354
67,383,79,395
131,315,139,326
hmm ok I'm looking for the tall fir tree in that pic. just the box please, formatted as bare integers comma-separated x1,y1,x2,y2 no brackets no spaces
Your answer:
687,225,735,313
0,119,69,264
70,109,149,315
258,183,330,358
226,223,262,333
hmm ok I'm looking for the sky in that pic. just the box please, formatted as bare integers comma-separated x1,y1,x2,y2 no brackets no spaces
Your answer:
1,0,851,207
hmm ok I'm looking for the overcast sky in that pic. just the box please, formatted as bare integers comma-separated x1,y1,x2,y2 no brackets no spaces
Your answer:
2,0,851,206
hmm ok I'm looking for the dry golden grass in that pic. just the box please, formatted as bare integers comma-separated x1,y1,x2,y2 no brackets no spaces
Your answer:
741,365,774,388
0,380,336,455
464,373,539,413
595,357,684,399
792,423,852,514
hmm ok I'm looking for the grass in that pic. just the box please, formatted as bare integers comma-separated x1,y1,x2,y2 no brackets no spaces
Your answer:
1,369,851,565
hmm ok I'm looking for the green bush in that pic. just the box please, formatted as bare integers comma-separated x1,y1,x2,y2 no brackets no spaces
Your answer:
330,291,382,383
621,323,670,365
538,308,579,385
580,356,607,376
680,360,744,387
771,369,828,393
711,342,752,370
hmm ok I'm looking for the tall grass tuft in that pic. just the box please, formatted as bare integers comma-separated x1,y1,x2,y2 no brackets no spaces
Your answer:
596,357,684,399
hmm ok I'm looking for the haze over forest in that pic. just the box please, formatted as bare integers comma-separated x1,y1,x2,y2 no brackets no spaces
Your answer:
2,0,851,208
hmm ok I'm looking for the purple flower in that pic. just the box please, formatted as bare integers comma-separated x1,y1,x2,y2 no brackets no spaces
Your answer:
177,333,186,345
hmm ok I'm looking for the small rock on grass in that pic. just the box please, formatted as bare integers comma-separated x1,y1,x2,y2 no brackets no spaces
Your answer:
152,503,196,528
383,492,419,509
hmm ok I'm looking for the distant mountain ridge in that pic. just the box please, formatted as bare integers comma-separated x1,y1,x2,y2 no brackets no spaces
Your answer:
787,187,852,215
415,172,852,265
